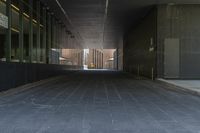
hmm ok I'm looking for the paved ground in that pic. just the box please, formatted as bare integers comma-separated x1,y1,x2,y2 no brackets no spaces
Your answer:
0,71,200,133
159,79,200,95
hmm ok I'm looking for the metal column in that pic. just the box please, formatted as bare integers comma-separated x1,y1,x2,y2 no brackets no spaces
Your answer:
19,1,24,62
36,1,41,63
29,0,33,63
42,7,47,63
47,13,51,64
6,0,11,62
116,48,119,70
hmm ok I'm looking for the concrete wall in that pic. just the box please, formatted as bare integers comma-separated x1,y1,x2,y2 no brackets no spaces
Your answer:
124,5,200,79
123,8,157,78
0,62,82,91
157,5,200,79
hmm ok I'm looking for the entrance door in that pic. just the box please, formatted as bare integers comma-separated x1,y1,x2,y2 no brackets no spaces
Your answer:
164,38,180,78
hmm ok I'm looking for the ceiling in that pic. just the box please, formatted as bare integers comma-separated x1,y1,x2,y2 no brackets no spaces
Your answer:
41,0,200,49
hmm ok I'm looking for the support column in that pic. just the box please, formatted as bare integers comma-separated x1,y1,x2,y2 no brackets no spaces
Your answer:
100,52,103,69
97,51,99,69
6,0,11,62
55,21,58,49
29,0,33,63
99,51,101,69
94,49,96,68
101,51,103,68
96,50,99,69
36,1,41,63
19,1,24,62
93,49,95,67
47,13,51,64
116,48,119,70
51,17,55,49
42,7,47,63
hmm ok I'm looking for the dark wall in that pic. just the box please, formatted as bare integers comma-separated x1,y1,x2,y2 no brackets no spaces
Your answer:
123,8,157,78
0,62,82,91
157,5,200,79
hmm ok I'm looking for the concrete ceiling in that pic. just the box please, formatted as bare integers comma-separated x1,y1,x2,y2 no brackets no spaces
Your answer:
41,0,200,49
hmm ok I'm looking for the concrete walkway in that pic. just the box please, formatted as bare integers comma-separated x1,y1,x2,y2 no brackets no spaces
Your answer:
158,79,200,95
0,71,200,133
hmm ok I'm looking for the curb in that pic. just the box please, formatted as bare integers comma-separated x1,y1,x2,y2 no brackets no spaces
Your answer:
157,79,200,96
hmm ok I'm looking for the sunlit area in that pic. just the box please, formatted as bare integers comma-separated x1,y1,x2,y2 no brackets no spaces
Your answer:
60,49,121,70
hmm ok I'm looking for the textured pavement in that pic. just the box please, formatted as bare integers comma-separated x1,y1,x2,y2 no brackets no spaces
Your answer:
0,71,200,133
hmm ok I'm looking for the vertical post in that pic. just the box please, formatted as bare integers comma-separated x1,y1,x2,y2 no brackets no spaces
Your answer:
116,48,119,70
6,0,11,62
29,0,33,63
55,21,58,49
96,51,98,69
98,51,100,69
36,1,40,63
99,51,101,69
47,13,51,64
42,7,46,63
101,51,102,68
93,49,95,67
102,52,103,69
152,67,154,80
95,49,97,69
19,1,24,62
51,17,55,49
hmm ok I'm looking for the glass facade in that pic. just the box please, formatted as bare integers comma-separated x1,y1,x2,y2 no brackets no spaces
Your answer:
11,7,20,61
0,0,69,64
0,1,6,61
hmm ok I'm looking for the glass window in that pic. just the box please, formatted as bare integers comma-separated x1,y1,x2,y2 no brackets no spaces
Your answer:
23,17,29,62
33,0,37,21
11,0,19,8
22,0,29,15
40,4,45,63
40,27,45,63
0,0,6,15
11,30,19,61
11,8,20,62
22,0,30,62
0,1,6,61
40,3,43,25
33,23,37,62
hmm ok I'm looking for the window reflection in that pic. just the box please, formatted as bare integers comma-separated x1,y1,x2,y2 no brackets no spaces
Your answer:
11,8,20,62
0,0,6,61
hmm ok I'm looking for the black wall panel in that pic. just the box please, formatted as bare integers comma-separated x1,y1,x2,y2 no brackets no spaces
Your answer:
0,62,82,91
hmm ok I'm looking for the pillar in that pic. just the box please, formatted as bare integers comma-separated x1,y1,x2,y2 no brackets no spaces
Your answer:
36,1,41,63
6,0,11,62
19,1,24,62
29,0,33,63
42,7,47,63
47,13,51,64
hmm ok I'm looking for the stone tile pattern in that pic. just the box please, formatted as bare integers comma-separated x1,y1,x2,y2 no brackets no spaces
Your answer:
0,71,200,133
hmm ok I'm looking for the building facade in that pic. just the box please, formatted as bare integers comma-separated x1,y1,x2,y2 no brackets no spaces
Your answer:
0,0,76,64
